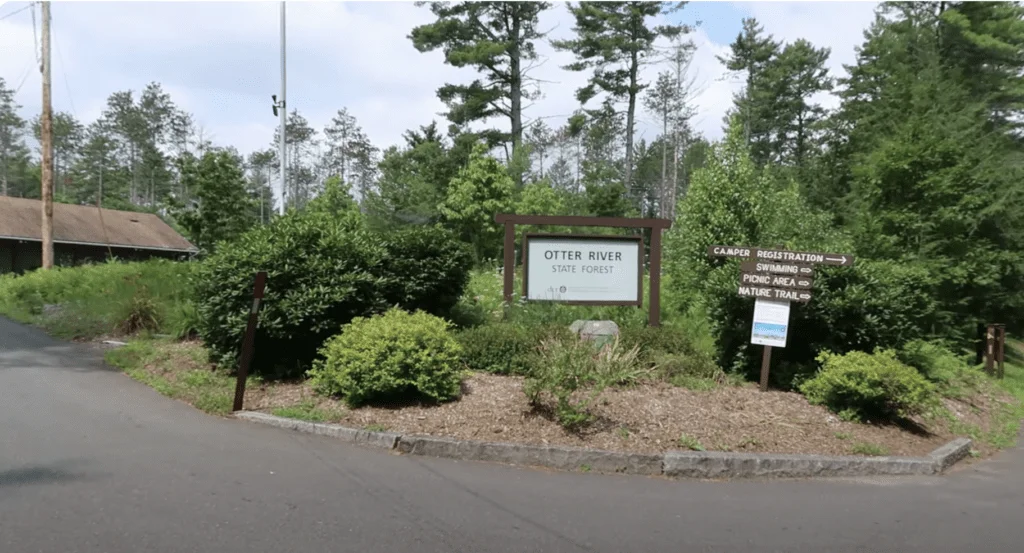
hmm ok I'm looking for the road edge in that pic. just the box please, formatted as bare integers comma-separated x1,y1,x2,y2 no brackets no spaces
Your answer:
233,411,974,480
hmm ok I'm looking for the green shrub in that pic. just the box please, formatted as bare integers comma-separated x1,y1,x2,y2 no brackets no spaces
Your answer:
897,339,972,385
800,349,938,422
308,309,464,408
377,226,474,318
194,210,472,379
523,336,647,429
456,323,571,375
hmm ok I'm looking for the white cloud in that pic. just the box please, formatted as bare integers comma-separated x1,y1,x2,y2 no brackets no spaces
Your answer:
0,1,880,158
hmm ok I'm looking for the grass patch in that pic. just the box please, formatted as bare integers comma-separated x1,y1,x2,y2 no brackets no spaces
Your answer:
104,338,237,416
272,400,337,423
678,434,705,451
0,259,196,340
850,442,890,456
364,423,390,432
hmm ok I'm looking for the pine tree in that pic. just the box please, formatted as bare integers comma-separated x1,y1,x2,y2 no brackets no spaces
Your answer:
172,149,255,253
410,1,550,184
554,1,691,193
0,77,29,197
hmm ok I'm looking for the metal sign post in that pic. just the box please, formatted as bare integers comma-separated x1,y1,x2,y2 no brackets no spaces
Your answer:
232,271,268,412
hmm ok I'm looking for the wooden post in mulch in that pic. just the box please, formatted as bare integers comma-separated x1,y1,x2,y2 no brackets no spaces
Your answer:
232,271,267,412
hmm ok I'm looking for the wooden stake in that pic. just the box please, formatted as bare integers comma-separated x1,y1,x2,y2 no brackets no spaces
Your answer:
232,272,267,412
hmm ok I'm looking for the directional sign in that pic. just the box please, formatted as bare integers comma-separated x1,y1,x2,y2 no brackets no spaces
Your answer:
737,285,812,303
709,246,854,267
740,272,813,290
755,248,854,267
740,260,813,276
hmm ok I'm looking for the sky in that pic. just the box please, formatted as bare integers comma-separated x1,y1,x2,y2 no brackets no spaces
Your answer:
0,1,880,158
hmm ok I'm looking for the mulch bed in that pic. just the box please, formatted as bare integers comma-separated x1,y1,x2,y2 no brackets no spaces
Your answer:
244,372,1016,458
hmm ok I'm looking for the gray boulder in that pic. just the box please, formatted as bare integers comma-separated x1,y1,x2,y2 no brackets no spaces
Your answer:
569,320,620,348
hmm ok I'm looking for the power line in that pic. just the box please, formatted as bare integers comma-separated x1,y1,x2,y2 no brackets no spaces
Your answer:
0,2,33,22
52,15,77,117
13,58,33,94
31,2,40,69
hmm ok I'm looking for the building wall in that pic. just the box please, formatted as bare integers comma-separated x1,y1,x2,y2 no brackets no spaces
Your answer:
0,242,12,274
0,240,189,275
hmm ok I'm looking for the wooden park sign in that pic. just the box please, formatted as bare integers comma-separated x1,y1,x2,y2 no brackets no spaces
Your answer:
496,214,672,327
709,245,855,391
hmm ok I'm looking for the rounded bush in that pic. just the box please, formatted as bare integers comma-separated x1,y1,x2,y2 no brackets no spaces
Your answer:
309,308,464,407
800,349,938,422
377,226,475,316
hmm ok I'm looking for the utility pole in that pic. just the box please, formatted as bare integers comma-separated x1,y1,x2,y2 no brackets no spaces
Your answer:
40,1,54,270
278,0,287,215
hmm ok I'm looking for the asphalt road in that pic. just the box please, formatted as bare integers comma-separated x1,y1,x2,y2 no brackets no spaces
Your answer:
2,316,1023,553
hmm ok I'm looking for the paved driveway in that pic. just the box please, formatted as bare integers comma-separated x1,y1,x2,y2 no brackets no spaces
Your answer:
1,316,1022,553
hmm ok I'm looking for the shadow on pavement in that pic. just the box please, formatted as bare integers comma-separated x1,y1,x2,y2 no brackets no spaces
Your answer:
0,459,99,489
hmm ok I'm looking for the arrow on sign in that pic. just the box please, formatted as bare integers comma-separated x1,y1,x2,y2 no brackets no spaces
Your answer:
738,285,812,303
740,260,814,277
825,256,848,264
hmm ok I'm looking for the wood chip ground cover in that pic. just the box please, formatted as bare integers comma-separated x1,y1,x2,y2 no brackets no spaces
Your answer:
246,371,1015,459
113,340,1020,459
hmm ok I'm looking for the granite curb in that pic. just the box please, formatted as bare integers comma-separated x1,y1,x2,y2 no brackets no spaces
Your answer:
233,411,974,480
233,411,401,450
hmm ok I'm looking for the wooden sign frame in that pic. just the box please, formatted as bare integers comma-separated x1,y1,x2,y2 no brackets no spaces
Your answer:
495,214,672,327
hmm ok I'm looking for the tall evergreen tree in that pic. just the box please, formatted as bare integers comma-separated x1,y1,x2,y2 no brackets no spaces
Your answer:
835,1,1024,337
410,1,551,184
718,17,780,165
0,77,29,197
172,149,255,253
554,1,691,193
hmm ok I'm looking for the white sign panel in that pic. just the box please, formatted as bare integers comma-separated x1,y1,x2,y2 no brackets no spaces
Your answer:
750,298,790,348
525,236,641,304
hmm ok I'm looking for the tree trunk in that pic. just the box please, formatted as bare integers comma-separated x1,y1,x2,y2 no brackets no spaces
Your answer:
670,129,679,220
625,51,638,194
659,111,668,219
509,9,524,187
575,135,582,194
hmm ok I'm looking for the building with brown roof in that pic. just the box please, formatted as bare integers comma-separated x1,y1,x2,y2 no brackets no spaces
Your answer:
0,196,198,274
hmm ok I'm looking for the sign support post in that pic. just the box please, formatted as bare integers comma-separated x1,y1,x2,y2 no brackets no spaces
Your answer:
649,228,663,327
760,345,772,392
502,221,515,306
996,324,1006,380
985,324,996,376
232,271,267,413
